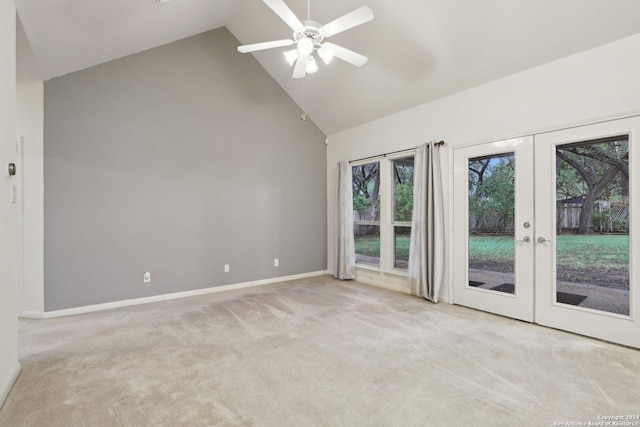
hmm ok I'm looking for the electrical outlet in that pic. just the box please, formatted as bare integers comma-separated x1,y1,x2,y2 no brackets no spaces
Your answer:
143,271,151,283
274,259,279,267
224,264,230,273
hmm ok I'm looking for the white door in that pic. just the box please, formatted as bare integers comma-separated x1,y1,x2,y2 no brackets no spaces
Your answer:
453,118,640,349
535,117,639,348
453,136,535,322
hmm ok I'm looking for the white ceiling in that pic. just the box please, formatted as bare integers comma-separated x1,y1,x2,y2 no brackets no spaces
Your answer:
16,0,640,135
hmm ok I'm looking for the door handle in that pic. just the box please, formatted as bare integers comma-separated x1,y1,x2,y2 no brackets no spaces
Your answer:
516,236,531,244
537,236,552,244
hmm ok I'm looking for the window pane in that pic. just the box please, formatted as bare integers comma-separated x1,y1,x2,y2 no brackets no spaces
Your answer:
352,162,380,222
393,157,414,222
468,153,515,294
354,225,380,266
394,226,411,269
555,137,629,315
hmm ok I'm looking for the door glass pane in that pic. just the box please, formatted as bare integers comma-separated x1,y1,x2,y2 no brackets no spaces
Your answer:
394,226,411,269
555,137,629,315
468,153,515,294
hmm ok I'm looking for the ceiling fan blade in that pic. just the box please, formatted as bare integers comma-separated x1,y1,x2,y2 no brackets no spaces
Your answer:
262,0,304,31
322,43,368,67
237,39,295,53
292,54,308,79
321,6,374,37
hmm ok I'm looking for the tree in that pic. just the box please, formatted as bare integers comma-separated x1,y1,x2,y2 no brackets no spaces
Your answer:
394,183,413,221
556,139,628,234
393,160,414,222
352,163,380,220
468,155,515,232
556,162,587,201
468,158,491,188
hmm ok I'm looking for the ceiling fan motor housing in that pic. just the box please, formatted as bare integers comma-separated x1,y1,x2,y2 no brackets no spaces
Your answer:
294,21,325,46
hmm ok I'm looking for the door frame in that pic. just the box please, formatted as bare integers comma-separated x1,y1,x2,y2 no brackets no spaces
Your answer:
452,136,535,322
534,117,639,348
452,118,639,349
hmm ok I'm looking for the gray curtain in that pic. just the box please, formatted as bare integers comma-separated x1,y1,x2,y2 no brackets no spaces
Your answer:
408,142,444,302
334,161,356,280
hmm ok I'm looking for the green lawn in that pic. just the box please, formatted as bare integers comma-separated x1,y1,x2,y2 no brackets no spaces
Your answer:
354,235,382,258
468,234,628,271
355,235,410,260
468,235,515,265
555,234,629,270
356,233,629,271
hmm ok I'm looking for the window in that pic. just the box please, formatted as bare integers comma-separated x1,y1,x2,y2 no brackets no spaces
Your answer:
352,153,415,271
352,162,380,266
392,156,414,269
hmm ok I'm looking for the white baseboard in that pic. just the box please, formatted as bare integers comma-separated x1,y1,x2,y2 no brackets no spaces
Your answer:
0,363,21,409
20,270,329,319
20,311,46,319
438,295,451,304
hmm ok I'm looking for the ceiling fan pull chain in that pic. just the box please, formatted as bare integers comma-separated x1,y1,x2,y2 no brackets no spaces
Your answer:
307,0,311,21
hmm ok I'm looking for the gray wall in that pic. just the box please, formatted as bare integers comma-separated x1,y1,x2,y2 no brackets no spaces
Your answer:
44,28,327,311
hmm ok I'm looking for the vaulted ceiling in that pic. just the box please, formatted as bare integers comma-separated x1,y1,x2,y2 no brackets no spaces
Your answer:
16,0,640,135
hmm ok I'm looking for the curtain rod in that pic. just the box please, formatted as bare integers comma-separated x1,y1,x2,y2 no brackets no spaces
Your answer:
349,141,445,164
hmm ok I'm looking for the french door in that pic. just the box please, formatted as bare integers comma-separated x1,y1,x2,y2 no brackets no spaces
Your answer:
453,136,535,322
453,117,640,348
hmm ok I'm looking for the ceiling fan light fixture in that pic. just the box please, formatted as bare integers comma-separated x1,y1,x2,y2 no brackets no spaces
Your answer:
317,45,334,65
284,49,299,66
297,37,314,56
305,56,318,74
236,1,374,78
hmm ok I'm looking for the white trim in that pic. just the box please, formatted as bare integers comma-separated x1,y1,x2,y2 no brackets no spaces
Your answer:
447,145,455,305
20,271,329,319
385,149,416,161
353,220,380,226
357,276,451,304
438,294,451,304
357,271,408,294
16,136,25,316
452,109,640,152
0,363,21,409
354,263,380,273
354,267,451,304
19,311,44,319
351,157,383,167
380,158,392,271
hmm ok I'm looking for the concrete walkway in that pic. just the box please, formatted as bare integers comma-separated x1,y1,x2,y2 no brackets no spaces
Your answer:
469,268,629,315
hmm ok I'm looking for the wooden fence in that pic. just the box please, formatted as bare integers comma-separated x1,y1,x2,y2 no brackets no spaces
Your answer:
354,210,379,236
356,200,629,234
556,204,582,231
468,212,514,233
353,210,377,222
557,202,629,232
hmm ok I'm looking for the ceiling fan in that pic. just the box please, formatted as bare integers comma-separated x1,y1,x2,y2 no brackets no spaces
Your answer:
237,0,374,79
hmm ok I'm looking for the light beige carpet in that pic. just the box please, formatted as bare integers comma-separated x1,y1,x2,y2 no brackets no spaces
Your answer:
1,275,639,426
